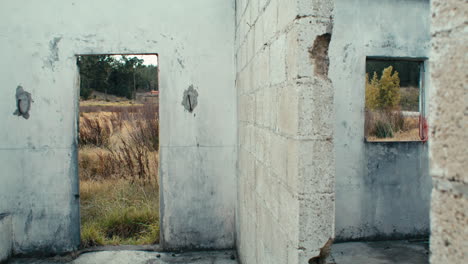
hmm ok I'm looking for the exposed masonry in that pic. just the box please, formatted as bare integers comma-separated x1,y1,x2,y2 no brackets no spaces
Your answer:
309,33,331,78
235,0,335,263
429,1,467,263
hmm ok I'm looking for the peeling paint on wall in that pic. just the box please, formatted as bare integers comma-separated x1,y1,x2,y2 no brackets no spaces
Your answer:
44,37,62,70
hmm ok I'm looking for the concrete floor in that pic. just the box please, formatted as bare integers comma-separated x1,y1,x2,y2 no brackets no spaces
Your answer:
7,241,429,264
7,250,238,264
328,240,430,264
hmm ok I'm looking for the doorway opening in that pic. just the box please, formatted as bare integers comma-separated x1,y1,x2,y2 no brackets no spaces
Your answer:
76,54,160,247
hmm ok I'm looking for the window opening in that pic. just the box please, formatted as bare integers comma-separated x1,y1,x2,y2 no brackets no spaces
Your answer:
364,58,427,142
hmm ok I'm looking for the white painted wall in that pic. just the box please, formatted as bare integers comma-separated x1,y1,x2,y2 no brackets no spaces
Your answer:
329,0,432,241
0,214,12,262
0,0,236,254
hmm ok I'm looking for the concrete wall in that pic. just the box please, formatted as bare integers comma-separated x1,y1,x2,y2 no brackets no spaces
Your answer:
429,1,467,263
329,0,432,241
235,0,335,263
0,0,236,255
0,214,12,262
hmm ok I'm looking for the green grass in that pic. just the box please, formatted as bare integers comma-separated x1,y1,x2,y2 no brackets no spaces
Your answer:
80,179,159,248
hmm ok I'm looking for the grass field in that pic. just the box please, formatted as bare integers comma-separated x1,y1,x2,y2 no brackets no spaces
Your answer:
365,110,422,142
78,99,159,248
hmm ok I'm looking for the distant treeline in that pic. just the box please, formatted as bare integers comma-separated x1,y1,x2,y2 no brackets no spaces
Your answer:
78,55,159,100
366,60,421,87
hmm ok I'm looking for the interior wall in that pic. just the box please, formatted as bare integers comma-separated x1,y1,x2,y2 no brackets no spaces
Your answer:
0,0,236,255
235,0,335,263
429,1,467,263
329,0,432,241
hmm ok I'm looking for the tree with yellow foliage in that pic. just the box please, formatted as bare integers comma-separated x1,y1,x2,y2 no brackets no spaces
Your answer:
365,66,401,110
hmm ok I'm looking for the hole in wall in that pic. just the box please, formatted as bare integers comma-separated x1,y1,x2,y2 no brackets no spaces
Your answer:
309,33,332,78
364,58,427,142
13,85,33,119
182,85,198,113
75,53,160,247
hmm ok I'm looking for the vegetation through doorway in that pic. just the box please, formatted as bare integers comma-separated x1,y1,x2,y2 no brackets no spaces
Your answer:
76,54,160,247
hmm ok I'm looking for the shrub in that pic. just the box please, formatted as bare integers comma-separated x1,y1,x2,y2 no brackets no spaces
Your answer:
101,208,158,239
400,87,419,111
110,137,153,183
79,179,159,247
374,120,394,138
389,110,405,132
366,66,401,111
131,103,159,151
79,115,111,147
81,223,105,248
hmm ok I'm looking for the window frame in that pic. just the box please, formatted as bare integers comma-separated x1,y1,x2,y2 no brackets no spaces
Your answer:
364,56,428,143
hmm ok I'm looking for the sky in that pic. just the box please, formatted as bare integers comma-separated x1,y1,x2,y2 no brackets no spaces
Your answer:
112,54,158,66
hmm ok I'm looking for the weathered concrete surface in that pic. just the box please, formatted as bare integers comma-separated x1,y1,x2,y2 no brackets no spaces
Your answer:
429,1,468,263
329,0,431,241
235,0,335,263
328,241,429,264
7,250,238,264
0,213,13,262
0,0,236,255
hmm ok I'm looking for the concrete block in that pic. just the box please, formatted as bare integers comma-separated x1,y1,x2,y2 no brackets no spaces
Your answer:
291,19,331,79
269,133,288,178
246,31,256,64
430,189,468,264
285,139,300,193
250,0,260,25
267,86,278,130
298,140,334,194
259,0,269,12
286,25,300,80
255,90,265,126
277,183,299,242
263,0,278,42
269,33,287,85
277,85,299,136
254,48,270,90
254,15,265,53
297,0,334,18
297,81,334,139
431,0,467,34
0,213,12,263
277,0,297,31
298,193,335,262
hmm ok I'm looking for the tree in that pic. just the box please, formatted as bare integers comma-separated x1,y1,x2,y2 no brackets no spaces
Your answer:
365,66,401,110
78,55,158,100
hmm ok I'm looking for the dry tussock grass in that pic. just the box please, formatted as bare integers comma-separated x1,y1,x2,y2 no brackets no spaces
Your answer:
366,110,421,142
79,102,159,247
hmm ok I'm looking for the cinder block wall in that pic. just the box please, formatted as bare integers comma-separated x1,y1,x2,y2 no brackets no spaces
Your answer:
429,1,468,263
235,0,335,263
